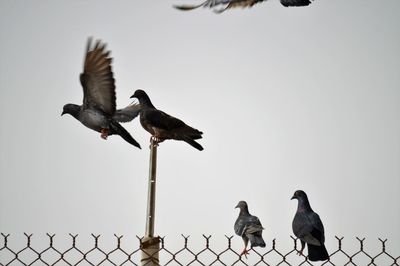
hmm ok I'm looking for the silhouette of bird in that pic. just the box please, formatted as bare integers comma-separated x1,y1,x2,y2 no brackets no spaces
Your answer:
62,38,141,149
234,201,266,258
130,89,203,151
174,0,313,13
291,190,329,261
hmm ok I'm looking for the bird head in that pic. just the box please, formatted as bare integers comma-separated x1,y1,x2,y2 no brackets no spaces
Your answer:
61,104,80,118
130,89,147,101
291,190,307,200
235,200,248,209
130,89,154,108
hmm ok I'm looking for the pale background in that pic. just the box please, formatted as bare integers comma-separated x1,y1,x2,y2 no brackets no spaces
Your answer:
0,0,399,259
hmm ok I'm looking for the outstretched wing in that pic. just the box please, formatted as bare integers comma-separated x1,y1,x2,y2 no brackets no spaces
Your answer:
226,0,265,9
113,103,141,123
174,0,231,11
80,38,116,116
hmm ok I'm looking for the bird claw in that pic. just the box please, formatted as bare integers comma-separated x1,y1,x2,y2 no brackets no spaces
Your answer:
150,136,164,145
100,128,109,140
240,249,250,259
297,250,304,256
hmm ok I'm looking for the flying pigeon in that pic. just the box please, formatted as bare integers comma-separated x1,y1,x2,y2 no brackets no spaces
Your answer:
174,0,313,13
234,201,266,258
130,89,203,151
62,38,141,149
291,190,329,261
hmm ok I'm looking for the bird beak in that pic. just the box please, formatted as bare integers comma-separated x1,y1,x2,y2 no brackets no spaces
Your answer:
234,204,239,209
61,110,66,116
291,195,296,200
130,93,137,99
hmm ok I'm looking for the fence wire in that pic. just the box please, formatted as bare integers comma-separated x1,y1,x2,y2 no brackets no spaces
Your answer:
0,233,398,266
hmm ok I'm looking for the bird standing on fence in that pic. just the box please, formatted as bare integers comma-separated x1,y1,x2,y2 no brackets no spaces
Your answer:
234,201,266,258
291,190,329,261
130,89,203,151
61,38,141,149
174,0,314,13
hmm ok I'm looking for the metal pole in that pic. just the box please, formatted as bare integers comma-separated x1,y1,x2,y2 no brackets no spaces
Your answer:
141,139,160,266
146,139,157,237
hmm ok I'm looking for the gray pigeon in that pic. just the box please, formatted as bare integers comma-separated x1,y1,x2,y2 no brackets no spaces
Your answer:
62,38,141,149
174,0,313,13
291,190,329,261
130,89,203,151
234,201,266,258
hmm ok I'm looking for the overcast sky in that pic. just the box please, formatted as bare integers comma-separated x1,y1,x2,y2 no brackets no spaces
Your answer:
0,0,399,259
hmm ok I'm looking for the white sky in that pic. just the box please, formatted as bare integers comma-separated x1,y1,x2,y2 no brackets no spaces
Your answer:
0,0,399,259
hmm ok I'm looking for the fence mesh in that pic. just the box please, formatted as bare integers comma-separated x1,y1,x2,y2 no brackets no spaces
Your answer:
0,233,398,266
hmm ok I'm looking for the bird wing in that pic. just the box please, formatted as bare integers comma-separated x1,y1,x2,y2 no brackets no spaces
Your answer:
143,109,186,131
113,103,141,123
280,0,311,7
244,215,264,234
226,0,265,9
174,0,232,10
293,212,324,246
236,214,264,236
308,212,325,244
80,38,116,116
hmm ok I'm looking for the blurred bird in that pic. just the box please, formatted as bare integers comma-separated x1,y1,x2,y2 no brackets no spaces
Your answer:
61,38,141,149
234,201,266,258
291,190,329,261
130,89,203,151
174,0,314,13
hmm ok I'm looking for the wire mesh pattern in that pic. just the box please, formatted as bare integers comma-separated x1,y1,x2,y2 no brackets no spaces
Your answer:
0,233,398,266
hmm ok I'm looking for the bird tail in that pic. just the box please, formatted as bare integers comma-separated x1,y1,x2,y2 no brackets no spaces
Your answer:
188,129,203,140
182,136,204,151
109,121,141,149
307,244,329,261
248,234,266,248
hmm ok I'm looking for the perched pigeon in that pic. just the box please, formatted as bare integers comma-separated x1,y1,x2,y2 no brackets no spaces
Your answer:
174,0,313,13
62,38,141,149
291,190,329,261
234,201,266,258
130,89,203,151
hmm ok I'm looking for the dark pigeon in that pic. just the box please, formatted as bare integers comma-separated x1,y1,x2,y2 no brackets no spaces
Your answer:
130,89,203,151
62,38,141,149
291,190,329,261
234,201,266,258
174,0,313,13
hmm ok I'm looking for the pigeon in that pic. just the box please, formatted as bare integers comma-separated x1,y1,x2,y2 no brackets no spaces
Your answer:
174,0,313,13
291,190,329,261
234,201,266,258
62,38,141,149
130,89,203,151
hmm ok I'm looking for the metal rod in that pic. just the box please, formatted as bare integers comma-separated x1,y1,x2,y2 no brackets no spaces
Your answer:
141,139,160,266
145,139,158,237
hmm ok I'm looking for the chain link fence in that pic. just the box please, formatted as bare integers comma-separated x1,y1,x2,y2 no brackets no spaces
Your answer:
0,233,398,266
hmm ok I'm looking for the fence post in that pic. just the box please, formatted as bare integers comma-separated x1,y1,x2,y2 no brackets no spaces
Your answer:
141,139,160,266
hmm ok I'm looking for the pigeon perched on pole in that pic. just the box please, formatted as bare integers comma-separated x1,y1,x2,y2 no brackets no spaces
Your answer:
130,89,203,151
234,201,266,258
291,190,329,261
62,38,141,149
174,0,314,13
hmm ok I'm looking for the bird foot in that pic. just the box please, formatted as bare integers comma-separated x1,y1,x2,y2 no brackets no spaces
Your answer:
150,136,164,145
240,249,250,259
297,249,304,256
101,128,109,140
